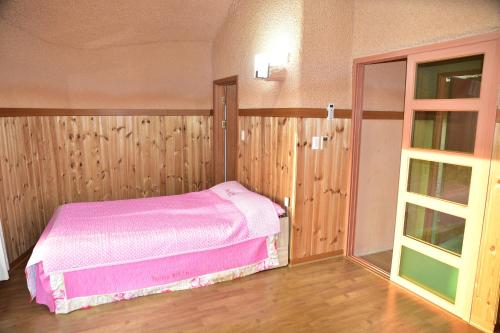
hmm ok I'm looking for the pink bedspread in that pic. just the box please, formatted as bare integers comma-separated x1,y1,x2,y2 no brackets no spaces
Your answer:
26,181,280,298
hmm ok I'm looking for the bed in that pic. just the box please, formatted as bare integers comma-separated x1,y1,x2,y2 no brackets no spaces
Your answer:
25,181,289,314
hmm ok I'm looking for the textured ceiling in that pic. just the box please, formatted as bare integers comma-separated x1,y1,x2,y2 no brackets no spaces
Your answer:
0,0,233,49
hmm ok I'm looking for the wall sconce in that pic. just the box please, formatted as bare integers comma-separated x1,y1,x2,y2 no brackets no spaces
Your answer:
254,51,288,81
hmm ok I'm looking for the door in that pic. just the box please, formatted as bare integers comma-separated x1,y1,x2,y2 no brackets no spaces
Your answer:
213,77,238,184
390,40,499,320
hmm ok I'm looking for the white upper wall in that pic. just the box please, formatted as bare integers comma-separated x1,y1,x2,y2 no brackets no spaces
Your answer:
0,0,233,108
0,0,233,48
353,0,500,58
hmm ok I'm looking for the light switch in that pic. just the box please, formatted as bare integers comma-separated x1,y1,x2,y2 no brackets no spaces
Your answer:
241,130,245,141
312,136,321,150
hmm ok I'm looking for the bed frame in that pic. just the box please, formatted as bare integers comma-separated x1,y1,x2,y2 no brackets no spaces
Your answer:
277,215,290,267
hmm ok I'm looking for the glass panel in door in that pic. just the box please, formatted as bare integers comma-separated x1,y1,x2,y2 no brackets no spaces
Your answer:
415,54,484,99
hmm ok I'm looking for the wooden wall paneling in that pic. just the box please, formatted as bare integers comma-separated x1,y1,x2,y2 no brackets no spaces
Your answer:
293,118,313,259
237,116,296,202
236,116,297,218
275,117,297,205
322,119,339,255
204,116,214,188
184,116,213,192
340,119,351,253
250,116,260,192
264,117,296,204
0,118,39,261
292,118,350,262
185,117,197,192
111,116,132,199
311,119,324,256
162,116,181,195
262,117,272,197
32,118,56,221
237,115,350,262
0,115,213,263
195,115,212,191
174,116,186,194
470,123,500,332
24,118,47,243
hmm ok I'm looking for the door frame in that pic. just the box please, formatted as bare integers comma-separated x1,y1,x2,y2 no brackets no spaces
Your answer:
346,32,500,280
213,75,238,184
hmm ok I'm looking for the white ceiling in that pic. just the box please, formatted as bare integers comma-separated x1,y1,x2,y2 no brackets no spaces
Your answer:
0,0,234,49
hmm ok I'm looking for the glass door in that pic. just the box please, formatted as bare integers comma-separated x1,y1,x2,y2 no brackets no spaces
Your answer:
390,40,498,320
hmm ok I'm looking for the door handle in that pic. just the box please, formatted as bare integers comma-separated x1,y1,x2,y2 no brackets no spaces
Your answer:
221,120,227,129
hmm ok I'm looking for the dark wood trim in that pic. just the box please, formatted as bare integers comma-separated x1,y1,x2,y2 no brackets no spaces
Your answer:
213,75,238,85
239,108,404,120
363,111,404,120
9,246,33,269
353,31,500,65
0,108,212,117
0,108,406,120
289,250,343,265
239,108,351,118
346,61,365,257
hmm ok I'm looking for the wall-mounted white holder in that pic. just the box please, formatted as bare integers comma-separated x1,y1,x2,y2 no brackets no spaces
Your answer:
327,103,335,120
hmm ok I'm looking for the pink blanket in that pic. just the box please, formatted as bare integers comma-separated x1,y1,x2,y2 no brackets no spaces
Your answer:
26,181,280,298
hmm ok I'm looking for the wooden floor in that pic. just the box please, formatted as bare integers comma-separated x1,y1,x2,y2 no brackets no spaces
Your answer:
360,250,393,273
0,257,480,333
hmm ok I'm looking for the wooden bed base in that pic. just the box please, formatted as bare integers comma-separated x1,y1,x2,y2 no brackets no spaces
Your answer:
277,216,290,267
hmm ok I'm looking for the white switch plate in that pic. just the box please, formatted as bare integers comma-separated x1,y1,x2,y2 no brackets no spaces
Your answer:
284,197,290,207
241,130,245,141
312,136,321,150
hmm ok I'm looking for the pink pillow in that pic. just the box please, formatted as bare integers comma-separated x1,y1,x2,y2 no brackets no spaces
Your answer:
212,181,286,216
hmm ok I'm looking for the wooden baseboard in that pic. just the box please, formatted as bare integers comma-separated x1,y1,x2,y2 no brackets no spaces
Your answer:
290,250,343,265
9,246,33,269
470,321,494,333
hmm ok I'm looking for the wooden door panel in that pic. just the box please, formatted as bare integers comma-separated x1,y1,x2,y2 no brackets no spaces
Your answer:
213,78,238,185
